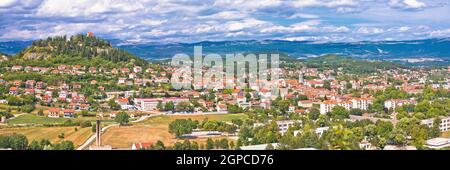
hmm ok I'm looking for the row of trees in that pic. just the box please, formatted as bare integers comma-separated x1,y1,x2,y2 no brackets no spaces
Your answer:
238,113,442,150
0,133,74,150
157,101,194,113
168,118,238,138
144,138,237,150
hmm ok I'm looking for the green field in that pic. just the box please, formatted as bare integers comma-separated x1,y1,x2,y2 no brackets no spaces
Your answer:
7,114,68,125
6,114,116,125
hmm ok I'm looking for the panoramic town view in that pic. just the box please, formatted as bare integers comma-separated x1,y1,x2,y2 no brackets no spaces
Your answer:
0,0,449,151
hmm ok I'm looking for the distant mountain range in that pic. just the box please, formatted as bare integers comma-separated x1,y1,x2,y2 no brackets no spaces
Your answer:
1,38,450,66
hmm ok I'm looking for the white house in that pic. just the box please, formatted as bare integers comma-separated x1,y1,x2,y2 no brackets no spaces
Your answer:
134,97,189,111
384,99,416,111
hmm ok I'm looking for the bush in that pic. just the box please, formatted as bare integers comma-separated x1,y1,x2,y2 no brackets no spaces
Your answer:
0,133,29,150
20,104,35,113
115,112,130,125
80,121,92,128
0,111,14,119
53,141,74,150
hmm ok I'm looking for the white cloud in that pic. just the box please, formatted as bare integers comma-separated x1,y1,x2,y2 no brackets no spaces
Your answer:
0,0,449,42
36,0,143,17
429,28,450,37
322,26,350,32
291,20,321,31
140,19,167,26
287,13,320,19
389,0,426,9
356,27,384,34
398,26,411,32
224,19,267,31
0,0,18,8
213,0,282,10
292,0,359,8
198,11,247,20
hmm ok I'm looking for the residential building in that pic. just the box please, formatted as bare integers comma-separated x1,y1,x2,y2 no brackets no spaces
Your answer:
134,97,189,111
384,99,416,111
48,108,60,118
421,116,450,132
63,109,75,118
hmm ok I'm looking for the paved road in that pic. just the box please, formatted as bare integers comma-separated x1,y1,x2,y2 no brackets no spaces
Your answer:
76,113,163,150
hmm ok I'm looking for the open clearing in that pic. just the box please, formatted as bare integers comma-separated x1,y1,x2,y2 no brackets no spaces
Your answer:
0,126,92,147
6,114,115,125
101,113,247,149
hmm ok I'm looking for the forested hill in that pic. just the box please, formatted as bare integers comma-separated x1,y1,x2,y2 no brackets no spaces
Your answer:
305,55,404,74
8,34,148,67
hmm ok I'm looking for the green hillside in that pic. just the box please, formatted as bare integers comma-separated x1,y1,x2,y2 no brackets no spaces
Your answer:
7,34,148,67
305,55,404,74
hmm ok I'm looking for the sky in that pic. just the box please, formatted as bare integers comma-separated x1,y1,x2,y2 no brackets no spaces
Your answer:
1,0,450,43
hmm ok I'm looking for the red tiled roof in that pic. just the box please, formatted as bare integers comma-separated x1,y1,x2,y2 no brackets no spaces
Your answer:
49,108,60,112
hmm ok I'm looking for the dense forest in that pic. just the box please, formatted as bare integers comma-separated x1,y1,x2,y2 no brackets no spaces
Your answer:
304,55,403,74
8,34,148,67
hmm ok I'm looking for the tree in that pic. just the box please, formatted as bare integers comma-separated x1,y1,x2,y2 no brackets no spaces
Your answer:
389,129,406,146
80,121,92,128
53,141,75,150
191,141,199,150
20,104,35,113
6,96,23,106
411,125,428,148
308,108,320,120
0,111,13,119
265,143,274,150
28,140,42,150
206,138,214,150
429,118,441,138
164,101,175,111
349,109,363,116
228,104,244,113
37,109,44,116
176,101,193,113
168,119,194,138
40,139,51,149
157,101,164,111
108,98,121,110
91,124,96,132
182,140,191,150
330,106,349,119
154,140,166,150
219,138,229,149
375,120,394,138
245,92,252,101
0,133,29,150
115,112,130,125
231,118,243,127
